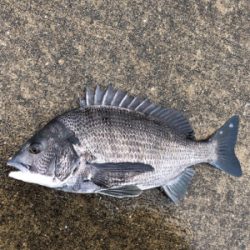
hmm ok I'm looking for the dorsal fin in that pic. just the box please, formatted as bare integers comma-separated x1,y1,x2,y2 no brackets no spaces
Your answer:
80,85,194,138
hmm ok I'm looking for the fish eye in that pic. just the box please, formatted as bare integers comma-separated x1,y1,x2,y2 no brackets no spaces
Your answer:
29,143,42,154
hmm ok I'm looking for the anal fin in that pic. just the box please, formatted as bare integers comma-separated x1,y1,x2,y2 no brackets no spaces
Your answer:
162,168,195,204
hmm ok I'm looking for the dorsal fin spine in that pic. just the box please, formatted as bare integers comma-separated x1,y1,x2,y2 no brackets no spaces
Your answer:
134,99,149,111
111,91,119,106
142,103,157,114
101,89,109,105
148,106,162,115
79,85,194,138
119,94,129,107
86,88,94,106
127,97,142,109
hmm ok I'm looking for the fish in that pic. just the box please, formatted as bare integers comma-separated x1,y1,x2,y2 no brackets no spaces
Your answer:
7,85,242,203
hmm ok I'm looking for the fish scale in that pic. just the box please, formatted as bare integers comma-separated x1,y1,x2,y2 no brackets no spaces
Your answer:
58,107,214,187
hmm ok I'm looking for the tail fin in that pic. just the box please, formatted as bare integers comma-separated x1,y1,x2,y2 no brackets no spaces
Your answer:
209,115,242,177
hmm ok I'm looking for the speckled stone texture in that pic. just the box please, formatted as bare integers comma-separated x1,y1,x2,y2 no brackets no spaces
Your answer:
0,1,249,249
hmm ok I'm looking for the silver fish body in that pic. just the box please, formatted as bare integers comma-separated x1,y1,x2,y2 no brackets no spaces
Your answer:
7,85,242,203
58,107,213,188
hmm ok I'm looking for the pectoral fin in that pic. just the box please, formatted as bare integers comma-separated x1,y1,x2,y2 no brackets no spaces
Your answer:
89,162,154,187
162,168,195,204
98,185,142,198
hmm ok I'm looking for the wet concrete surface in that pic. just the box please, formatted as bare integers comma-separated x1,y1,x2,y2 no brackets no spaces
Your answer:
0,1,249,249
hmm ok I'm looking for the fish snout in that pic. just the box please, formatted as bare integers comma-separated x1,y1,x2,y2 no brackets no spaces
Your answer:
7,157,31,173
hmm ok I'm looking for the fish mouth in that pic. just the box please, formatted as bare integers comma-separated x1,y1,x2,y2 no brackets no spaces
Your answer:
7,159,31,173
7,159,66,188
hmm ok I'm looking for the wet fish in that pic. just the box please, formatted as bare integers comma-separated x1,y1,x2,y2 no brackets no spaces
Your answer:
7,85,242,203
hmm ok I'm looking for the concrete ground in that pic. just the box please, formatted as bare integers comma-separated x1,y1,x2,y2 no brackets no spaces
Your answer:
0,1,249,249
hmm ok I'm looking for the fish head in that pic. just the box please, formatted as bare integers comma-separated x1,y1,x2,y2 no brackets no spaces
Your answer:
7,120,80,188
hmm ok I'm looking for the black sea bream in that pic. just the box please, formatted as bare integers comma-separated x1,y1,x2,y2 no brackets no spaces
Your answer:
7,85,242,203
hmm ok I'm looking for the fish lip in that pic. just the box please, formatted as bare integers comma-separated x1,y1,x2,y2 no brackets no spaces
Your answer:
7,159,31,173
8,171,65,188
